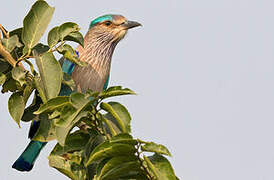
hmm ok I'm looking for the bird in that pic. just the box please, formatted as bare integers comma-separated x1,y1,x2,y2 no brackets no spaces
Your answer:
12,14,141,172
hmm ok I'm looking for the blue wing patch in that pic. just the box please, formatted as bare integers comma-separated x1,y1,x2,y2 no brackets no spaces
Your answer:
103,75,110,90
62,60,75,75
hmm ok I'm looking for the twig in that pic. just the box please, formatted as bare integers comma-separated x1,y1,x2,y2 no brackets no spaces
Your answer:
0,24,9,39
16,55,34,66
0,42,25,70
0,24,24,70
50,41,66,52
0,43,17,67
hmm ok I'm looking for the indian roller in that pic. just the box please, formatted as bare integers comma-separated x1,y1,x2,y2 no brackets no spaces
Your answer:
12,14,141,172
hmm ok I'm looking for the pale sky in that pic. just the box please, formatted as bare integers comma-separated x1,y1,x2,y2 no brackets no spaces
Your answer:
2,0,274,179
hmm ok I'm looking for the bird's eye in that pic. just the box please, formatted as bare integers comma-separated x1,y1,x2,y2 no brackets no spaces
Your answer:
105,21,111,26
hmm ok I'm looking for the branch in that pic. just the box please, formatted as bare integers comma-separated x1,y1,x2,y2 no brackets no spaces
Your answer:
0,42,16,67
0,24,24,70
0,24,9,39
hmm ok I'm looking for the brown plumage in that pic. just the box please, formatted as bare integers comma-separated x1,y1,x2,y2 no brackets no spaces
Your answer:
71,14,141,92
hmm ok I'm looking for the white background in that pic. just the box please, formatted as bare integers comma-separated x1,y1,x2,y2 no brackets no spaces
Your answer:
1,0,274,179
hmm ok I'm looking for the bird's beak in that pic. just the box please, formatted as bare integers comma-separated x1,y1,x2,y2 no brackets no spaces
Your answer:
122,21,142,30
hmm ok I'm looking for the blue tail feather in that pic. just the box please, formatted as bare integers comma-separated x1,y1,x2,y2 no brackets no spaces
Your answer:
12,140,47,171
13,58,76,172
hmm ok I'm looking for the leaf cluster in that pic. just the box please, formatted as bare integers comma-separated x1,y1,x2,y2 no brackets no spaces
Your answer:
0,1,179,179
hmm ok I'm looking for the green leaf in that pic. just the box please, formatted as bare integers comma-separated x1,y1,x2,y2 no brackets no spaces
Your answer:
22,91,42,122
57,44,86,66
33,75,47,103
99,86,136,99
0,73,6,85
85,135,104,178
48,23,82,48
23,84,34,103
0,61,11,73
64,151,83,165
1,77,20,93
85,90,100,98
96,158,112,175
51,131,90,155
85,135,137,166
1,35,22,52
62,72,76,91
9,28,23,44
48,26,59,48
54,104,77,127
32,113,56,142
11,67,27,86
34,51,63,100
32,43,50,55
22,0,55,54
70,92,90,109
144,154,177,180
58,22,80,40
49,110,61,119
55,111,89,146
8,92,25,127
141,142,172,157
99,156,146,180
110,133,137,145
85,142,136,166
34,96,69,114
84,133,104,158
11,46,24,62
64,31,84,47
100,102,131,133
49,154,86,180
100,114,120,136
54,92,90,127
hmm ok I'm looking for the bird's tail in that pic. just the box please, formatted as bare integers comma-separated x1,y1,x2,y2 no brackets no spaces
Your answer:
12,140,47,171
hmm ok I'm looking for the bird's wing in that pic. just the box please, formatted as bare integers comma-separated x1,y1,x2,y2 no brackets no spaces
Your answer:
62,58,75,75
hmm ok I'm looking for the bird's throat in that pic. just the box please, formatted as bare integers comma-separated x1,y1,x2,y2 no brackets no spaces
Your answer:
71,31,118,92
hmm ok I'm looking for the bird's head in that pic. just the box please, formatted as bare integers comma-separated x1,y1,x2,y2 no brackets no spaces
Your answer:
88,14,141,43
